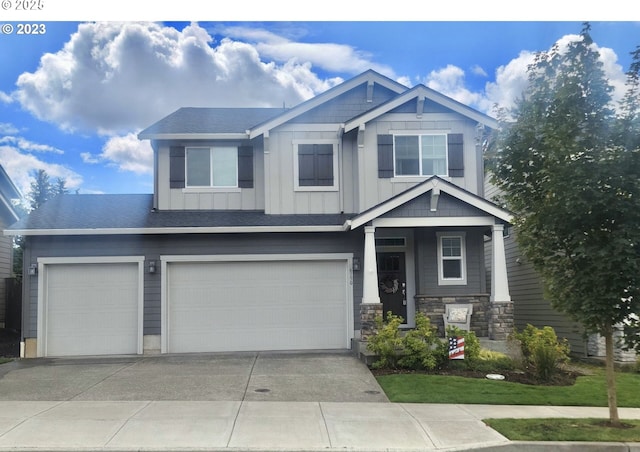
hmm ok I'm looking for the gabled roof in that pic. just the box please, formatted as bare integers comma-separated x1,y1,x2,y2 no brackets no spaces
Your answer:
348,176,513,230
5,194,351,236
137,70,497,142
343,84,498,133
138,107,285,140
247,70,408,139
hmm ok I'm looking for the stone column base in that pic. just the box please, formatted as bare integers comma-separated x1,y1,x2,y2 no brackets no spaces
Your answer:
360,303,383,340
489,301,514,340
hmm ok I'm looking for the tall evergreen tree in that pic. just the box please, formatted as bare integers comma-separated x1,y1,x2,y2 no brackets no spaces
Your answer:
489,23,640,426
13,171,71,278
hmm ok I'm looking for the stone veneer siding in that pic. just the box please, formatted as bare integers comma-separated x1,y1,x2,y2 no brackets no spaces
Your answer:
359,303,384,340
415,295,513,340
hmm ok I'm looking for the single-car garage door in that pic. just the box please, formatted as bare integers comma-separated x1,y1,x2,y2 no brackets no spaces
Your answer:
166,257,351,353
42,262,141,357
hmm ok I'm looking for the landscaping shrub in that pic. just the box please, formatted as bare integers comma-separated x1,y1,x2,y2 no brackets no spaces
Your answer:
367,312,404,369
367,312,440,370
398,312,439,370
512,324,570,382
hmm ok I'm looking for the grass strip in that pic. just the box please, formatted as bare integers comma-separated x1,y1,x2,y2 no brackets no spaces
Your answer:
376,372,640,406
484,418,640,442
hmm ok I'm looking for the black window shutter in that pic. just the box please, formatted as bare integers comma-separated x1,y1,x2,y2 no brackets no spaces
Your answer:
447,133,464,177
315,144,334,186
169,146,185,188
298,144,316,186
377,134,394,178
237,146,254,188
298,144,334,186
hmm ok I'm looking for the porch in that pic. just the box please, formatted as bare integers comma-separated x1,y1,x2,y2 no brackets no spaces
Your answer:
347,177,515,355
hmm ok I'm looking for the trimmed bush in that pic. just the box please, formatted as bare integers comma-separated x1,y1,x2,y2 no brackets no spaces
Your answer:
367,312,440,370
512,324,570,382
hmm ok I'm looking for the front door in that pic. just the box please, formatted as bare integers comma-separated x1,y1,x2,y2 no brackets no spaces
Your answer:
377,252,407,321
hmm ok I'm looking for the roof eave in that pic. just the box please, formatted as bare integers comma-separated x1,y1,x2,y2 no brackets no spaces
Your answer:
348,176,513,230
4,225,348,236
344,85,498,133
137,132,249,141
249,70,409,139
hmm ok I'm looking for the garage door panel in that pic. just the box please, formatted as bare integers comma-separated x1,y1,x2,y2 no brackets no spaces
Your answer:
167,259,350,353
45,263,140,357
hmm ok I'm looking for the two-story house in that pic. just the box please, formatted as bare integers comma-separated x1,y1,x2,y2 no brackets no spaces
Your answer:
7,70,513,358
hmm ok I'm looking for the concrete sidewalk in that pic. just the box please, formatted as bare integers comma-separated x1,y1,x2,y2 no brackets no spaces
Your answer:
0,401,639,451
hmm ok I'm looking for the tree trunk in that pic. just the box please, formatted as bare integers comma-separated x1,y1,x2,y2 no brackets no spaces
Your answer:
604,324,620,426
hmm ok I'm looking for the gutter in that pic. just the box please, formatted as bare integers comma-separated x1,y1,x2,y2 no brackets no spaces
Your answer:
4,225,348,236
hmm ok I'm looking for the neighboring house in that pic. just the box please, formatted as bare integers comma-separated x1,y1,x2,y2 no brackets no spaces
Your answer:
484,180,637,363
0,165,21,329
6,70,514,358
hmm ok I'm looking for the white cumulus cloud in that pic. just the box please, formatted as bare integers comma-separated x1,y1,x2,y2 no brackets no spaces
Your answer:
0,146,82,197
83,133,154,175
13,22,347,135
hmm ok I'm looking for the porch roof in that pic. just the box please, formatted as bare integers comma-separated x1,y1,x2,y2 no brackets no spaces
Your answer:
347,176,513,230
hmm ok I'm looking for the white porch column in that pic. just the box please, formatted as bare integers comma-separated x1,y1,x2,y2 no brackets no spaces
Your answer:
491,224,511,302
361,226,380,304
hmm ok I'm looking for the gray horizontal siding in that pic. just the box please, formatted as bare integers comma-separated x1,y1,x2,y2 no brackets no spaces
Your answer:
23,231,365,338
415,227,487,296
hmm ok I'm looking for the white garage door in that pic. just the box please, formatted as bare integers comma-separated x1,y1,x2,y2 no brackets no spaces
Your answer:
166,258,350,353
43,262,140,357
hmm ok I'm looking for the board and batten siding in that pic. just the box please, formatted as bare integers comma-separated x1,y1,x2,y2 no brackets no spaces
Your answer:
359,113,484,213
155,139,266,211
22,231,365,339
264,126,357,215
484,180,586,355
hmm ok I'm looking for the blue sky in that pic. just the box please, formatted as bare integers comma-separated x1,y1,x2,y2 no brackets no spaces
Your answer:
0,3,638,198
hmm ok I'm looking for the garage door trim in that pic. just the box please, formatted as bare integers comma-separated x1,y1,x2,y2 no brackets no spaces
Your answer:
37,256,145,357
160,253,354,353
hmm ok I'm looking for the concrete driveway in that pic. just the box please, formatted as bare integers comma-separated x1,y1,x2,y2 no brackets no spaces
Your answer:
0,351,388,402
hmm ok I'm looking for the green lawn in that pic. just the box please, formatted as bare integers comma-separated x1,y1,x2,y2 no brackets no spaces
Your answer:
376,369,640,406
0,358,11,365
484,418,640,442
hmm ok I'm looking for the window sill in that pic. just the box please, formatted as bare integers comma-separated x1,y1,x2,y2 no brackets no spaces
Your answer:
390,176,451,183
294,186,339,192
438,279,468,286
182,187,242,193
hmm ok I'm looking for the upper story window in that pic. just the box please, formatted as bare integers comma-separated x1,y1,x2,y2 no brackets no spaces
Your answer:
394,134,447,177
186,146,238,188
437,232,467,285
294,140,339,191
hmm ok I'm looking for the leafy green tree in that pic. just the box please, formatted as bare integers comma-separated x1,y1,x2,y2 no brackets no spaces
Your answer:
489,23,640,426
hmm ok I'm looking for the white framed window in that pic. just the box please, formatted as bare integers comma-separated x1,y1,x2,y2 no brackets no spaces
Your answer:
293,140,339,191
437,232,467,285
186,146,238,188
394,134,447,177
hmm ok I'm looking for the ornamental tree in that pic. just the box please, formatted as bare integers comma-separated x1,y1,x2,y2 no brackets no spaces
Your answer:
489,23,640,426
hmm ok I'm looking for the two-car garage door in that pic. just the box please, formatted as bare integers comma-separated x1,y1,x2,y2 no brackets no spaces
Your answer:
165,257,351,353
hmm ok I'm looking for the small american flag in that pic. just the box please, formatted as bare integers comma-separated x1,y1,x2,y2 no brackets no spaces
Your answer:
448,336,465,360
